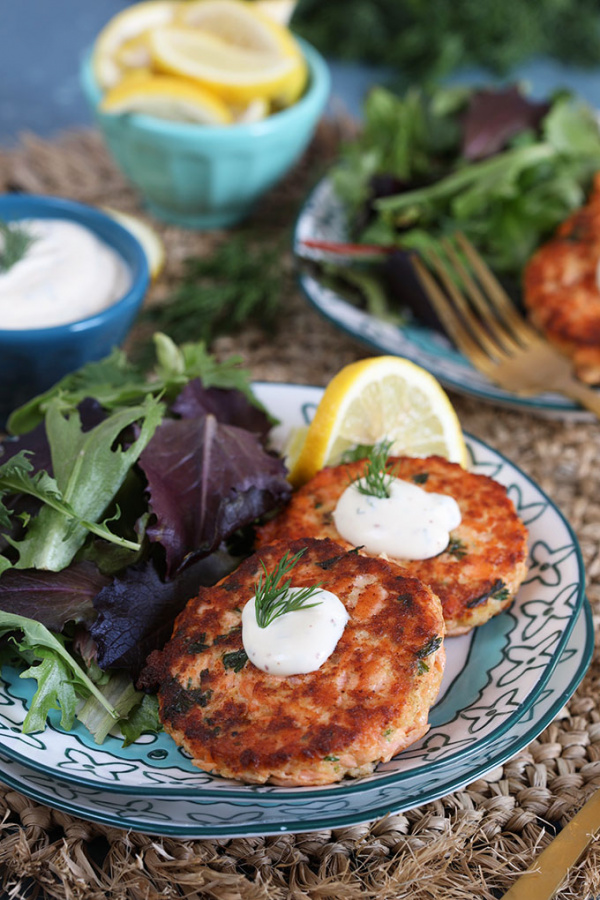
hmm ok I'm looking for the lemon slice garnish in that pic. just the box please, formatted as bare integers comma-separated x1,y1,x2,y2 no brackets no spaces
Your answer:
103,207,166,280
100,73,234,124
92,0,178,90
287,356,468,487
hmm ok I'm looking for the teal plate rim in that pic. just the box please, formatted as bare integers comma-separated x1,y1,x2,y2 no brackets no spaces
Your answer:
0,599,592,839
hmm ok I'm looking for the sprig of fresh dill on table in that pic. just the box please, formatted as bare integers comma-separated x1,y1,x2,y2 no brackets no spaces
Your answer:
0,220,36,273
137,233,285,364
355,439,395,499
254,548,323,629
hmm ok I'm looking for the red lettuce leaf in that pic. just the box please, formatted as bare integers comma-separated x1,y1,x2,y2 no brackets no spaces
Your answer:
138,414,290,576
172,379,271,440
462,86,550,160
90,553,238,677
0,561,109,632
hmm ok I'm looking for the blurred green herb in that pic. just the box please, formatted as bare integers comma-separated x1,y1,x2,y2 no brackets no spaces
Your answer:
0,220,36,273
293,0,600,83
138,234,285,366
332,85,600,281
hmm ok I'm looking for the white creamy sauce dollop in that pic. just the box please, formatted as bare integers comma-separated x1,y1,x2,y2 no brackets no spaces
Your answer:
333,477,462,560
242,588,349,676
0,218,131,329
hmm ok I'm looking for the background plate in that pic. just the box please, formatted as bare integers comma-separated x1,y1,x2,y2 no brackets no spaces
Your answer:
294,178,600,417
0,384,586,802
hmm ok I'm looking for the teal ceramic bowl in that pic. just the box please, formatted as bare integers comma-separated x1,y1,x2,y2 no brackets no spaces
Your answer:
80,38,330,229
0,194,149,428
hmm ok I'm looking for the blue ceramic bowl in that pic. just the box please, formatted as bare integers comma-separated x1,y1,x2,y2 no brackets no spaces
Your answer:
0,194,149,428
80,38,331,229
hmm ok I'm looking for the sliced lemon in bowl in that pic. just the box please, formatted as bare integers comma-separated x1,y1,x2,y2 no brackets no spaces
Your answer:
92,0,178,90
287,356,468,487
176,0,308,107
149,24,305,104
100,73,234,123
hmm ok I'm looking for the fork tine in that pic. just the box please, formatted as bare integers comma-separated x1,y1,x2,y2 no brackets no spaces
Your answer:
455,233,542,345
441,237,522,356
411,255,495,376
422,245,511,362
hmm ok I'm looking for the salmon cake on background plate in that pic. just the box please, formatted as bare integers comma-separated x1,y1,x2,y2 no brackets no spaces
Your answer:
141,537,445,786
257,455,528,636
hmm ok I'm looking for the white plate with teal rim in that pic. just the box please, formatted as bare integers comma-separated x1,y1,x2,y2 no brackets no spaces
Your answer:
0,384,587,803
0,600,592,838
294,178,600,417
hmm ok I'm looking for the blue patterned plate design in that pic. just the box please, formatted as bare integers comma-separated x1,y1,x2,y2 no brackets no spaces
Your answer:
294,177,600,416
0,384,587,804
0,600,592,838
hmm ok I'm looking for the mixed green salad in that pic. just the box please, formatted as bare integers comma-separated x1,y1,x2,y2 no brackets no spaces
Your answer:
0,334,291,744
309,83,600,324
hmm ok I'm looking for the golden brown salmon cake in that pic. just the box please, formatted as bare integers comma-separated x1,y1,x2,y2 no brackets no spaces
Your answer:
257,456,528,636
524,173,600,384
142,537,445,786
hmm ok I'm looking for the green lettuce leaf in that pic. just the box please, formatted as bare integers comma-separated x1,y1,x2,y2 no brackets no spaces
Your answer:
9,395,163,571
0,611,119,730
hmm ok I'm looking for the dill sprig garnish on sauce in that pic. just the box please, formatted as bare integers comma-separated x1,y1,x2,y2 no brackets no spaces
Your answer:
355,439,395,499
0,219,36,273
253,548,324,629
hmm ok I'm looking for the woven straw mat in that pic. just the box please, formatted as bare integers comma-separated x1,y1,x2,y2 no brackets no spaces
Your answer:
0,125,599,900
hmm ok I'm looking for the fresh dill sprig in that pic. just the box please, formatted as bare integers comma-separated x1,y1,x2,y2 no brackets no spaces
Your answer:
355,439,395,499
254,548,323,629
0,219,36,273
136,233,285,367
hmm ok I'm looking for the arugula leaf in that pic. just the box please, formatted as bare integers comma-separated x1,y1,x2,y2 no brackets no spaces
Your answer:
7,334,257,435
0,611,119,728
19,651,78,732
8,395,163,571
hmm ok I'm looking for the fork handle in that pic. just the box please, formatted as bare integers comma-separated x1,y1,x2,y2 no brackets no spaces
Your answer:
500,789,600,899
560,379,600,418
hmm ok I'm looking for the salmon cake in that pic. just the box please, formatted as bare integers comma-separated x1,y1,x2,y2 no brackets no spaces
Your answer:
524,173,600,384
142,537,445,786
257,456,528,636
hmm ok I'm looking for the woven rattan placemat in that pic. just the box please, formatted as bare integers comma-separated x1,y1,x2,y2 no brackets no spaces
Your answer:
0,126,599,900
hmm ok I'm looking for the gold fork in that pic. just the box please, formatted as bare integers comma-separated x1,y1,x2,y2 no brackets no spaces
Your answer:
411,233,600,417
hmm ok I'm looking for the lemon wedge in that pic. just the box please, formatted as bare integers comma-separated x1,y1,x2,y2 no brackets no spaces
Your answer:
287,356,468,487
100,74,234,123
175,0,307,106
152,0,307,104
103,207,166,280
92,0,178,90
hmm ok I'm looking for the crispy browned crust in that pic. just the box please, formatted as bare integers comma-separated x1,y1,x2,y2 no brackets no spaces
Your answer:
144,537,445,786
256,457,528,636
524,173,600,384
